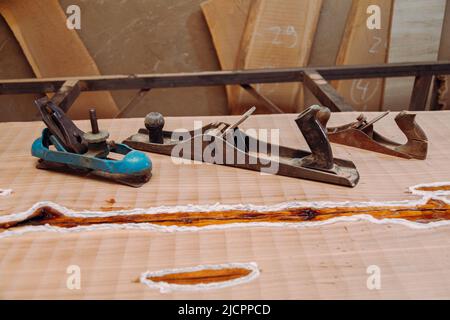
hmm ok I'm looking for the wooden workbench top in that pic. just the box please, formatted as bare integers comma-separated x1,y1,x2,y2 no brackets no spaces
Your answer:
1,111,450,299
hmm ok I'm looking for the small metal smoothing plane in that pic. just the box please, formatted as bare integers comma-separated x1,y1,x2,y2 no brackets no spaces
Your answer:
31,97,152,187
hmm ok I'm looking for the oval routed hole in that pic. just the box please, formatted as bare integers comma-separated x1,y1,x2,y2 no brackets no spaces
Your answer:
140,263,260,293
148,268,251,285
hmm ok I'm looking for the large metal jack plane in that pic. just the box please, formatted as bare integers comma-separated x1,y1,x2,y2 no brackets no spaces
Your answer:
124,105,360,187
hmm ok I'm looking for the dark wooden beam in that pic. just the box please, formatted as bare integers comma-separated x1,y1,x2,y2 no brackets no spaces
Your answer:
240,84,283,114
50,80,82,112
409,75,433,111
303,70,353,112
116,88,152,118
430,75,448,111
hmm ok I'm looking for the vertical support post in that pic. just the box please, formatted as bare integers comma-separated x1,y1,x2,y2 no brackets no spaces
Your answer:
50,80,82,113
240,84,283,114
409,75,433,111
303,70,354,112
430,75,447,111
116,88,151,118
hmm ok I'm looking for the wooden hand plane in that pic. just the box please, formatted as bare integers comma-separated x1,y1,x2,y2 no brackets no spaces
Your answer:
124,105,360,187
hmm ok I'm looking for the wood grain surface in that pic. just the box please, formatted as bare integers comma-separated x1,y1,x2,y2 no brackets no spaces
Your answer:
1,111,450,299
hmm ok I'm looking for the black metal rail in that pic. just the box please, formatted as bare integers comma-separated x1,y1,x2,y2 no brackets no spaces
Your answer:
1,61,449,113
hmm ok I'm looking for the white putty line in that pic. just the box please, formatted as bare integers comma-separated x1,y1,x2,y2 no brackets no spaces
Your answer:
409,182,450,197
0,193,444,223
2,209,450,240
140,262,260,293
0,182,450,239
0,189,13,197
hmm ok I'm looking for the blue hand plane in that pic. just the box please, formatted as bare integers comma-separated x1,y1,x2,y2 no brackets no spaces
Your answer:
31,98,152,187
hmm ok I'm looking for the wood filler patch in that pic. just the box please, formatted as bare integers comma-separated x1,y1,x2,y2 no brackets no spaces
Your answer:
0,182,450,239
409,182,450,197
139,262,259,293
0,189,13,197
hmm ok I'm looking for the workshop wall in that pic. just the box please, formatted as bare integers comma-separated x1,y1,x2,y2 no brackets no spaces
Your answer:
0,15,40,122
0,0,228,122
0,0,448,122
384,0,447,109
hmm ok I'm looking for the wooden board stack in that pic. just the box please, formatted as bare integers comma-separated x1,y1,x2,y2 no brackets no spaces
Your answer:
384,0,447,111
202,0,449,113
334,0,394,112
203,0,323,114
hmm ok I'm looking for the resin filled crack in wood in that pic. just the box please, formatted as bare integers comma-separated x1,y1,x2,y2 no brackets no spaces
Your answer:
1,199,450,231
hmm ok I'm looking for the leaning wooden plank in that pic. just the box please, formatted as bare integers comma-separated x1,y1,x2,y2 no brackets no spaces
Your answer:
303,70,354,112
437,0,450,110
232,0,323,114
431,1,449,112
304,0,353,107
384,0,446,111
0,0,118,119
202,0,352,112
201,0,251,71
201,0,251,112
0,14,41,122
410,75,433,111
334,0,394,111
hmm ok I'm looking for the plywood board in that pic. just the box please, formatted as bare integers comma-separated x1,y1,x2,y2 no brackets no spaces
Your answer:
305,0,353,107
0,15,40,122
0,0,119,119
334,0,394,111
384,0,446,110
438,0,450,110
1,112,450,299
231,0,323,114
202,0,353,111
201,0,251,111
201,0,251,71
